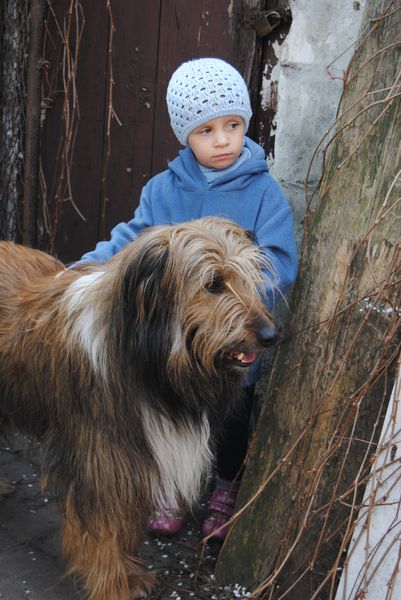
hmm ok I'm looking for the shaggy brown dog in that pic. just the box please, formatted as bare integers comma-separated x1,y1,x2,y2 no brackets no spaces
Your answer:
0,217,276,599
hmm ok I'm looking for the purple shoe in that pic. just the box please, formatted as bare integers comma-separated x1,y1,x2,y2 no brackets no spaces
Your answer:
202,481,238,542
147,506,185,536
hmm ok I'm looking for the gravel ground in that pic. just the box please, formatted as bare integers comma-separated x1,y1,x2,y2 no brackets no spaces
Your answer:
0,432,251,600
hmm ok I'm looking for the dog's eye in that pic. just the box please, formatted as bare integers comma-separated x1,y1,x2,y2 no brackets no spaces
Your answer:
205,273,225,294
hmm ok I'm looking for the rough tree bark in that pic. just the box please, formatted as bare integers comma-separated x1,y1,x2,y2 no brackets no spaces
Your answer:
0,0,29,242
215,2,401,598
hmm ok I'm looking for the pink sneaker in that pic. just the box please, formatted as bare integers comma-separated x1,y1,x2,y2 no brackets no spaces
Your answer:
147,507,185,536
202,482,238,542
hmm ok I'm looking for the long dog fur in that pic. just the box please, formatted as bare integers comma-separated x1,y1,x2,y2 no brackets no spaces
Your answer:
0,217,276,599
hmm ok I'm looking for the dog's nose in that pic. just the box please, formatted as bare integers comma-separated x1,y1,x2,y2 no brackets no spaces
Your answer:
255,316,278,347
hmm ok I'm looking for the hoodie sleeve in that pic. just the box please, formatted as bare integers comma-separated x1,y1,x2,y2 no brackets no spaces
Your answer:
255,178,298,307
76,184,155,264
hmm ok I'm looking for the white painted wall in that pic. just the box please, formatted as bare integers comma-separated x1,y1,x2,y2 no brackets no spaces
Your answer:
266,0,366,243
335,360,401,600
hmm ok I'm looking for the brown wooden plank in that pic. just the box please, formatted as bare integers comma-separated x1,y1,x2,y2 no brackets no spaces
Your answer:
253,18,291,155
101,1,162,239
151,0,261,175
40,0,109,262
38,0,70,252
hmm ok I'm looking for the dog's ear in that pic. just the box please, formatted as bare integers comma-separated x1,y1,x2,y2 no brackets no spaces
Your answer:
120,241,170,315
111,240,174,369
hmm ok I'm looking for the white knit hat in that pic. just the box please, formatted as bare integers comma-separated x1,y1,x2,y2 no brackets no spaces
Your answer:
166,58,252,146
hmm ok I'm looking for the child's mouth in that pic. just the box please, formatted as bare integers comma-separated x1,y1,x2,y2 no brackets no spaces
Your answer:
214,153,232,160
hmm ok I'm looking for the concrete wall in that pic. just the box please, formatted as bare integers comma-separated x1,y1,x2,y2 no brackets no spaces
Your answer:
266,0,366,243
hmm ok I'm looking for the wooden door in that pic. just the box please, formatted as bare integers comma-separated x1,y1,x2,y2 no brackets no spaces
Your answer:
39,1,281,262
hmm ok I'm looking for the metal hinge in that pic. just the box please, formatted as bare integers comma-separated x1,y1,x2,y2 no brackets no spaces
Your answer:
254,7,292,38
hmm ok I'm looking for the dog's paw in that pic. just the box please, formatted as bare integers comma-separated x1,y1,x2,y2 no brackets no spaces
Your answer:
129,570,156,599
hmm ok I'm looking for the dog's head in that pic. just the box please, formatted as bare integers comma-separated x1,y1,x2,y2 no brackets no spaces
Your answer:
110,217,277,388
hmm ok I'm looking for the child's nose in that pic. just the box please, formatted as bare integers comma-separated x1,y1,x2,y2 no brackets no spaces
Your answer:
214,130,229,146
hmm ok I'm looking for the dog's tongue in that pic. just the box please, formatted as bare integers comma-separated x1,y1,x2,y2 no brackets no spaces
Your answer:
226,350,258,364
241,351,257,364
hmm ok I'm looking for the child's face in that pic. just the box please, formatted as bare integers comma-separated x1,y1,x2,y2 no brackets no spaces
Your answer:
187,116,245,169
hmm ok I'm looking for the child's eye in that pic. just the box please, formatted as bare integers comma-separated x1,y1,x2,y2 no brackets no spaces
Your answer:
228,122,239,129
199,128,212,135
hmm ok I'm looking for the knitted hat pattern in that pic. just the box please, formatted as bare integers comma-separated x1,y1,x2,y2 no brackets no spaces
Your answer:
166,58,252,145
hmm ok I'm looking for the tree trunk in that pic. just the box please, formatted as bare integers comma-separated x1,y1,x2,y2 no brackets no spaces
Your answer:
0,0,29,242
215,2,401,598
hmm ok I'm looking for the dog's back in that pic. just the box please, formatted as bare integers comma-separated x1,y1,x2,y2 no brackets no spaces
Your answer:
0,241,63,293
0,241,63,331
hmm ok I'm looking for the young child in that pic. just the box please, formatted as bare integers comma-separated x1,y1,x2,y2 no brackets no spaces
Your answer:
75,58,298,541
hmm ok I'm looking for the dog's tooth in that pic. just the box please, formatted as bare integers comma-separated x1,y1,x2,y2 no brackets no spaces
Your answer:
237,352,244,361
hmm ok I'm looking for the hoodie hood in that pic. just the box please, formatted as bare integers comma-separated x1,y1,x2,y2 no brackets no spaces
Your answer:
168,136,269,192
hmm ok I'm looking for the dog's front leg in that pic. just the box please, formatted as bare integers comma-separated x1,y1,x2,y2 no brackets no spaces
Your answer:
61,498,156,600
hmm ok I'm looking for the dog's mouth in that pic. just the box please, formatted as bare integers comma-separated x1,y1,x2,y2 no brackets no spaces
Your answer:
224,350,258,367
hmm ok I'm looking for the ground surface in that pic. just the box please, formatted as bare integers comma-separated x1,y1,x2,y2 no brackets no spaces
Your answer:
0,433,251,600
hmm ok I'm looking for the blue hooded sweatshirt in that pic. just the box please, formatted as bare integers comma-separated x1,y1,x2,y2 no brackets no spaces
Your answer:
80,137,298,301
